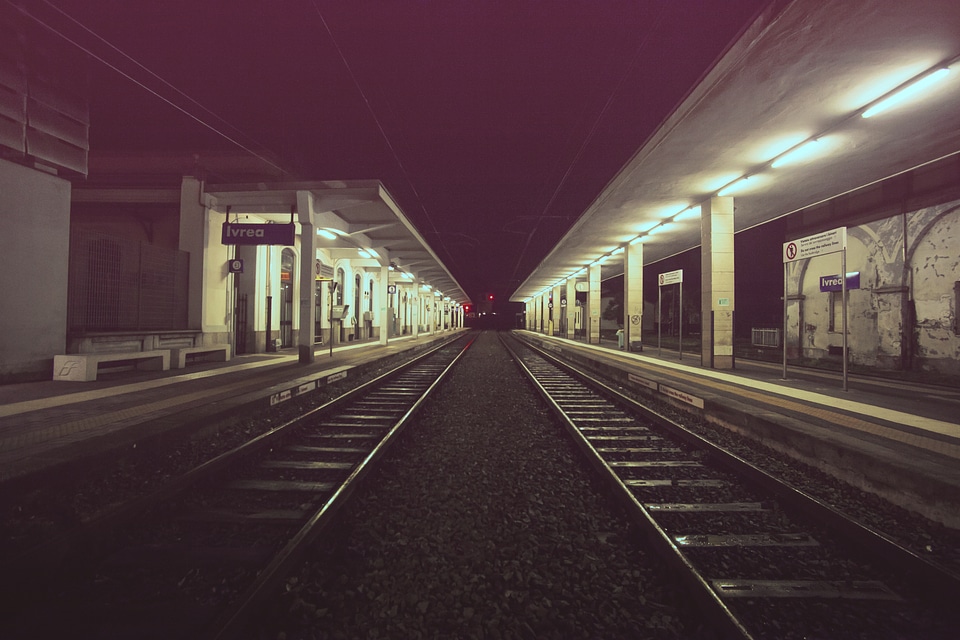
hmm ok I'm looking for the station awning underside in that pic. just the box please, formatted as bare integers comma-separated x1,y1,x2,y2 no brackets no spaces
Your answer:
206,179,470,305
511,0,960,302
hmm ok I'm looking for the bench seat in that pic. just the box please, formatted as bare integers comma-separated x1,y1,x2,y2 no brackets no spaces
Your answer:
170,344,231,369
53,350,171,382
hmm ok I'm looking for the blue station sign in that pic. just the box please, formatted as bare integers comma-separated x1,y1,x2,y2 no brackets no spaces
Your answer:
820,272,860,292
221,222,295,246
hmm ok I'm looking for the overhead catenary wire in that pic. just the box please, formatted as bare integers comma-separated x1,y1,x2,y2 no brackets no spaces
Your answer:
508,5,667,287
308,1,457,269
7,0,287,175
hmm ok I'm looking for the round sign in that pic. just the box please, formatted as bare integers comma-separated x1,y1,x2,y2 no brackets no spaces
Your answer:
785,242,798,260
658,274,665,285
229,259,244,274
630,314,640,325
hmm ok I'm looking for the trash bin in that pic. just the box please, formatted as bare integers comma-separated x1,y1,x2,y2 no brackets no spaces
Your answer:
616,328,624,350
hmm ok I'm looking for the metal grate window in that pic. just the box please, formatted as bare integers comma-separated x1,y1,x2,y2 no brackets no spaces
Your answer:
751,327,780,347
67,228,189,332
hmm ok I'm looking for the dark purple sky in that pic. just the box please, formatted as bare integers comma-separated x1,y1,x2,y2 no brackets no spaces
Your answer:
46,0,769,303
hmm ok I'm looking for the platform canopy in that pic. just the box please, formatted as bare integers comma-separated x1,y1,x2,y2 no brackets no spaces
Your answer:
206,179,470,304
511,0,960,301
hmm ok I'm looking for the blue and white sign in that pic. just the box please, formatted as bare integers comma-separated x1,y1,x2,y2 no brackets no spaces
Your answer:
820,272,860,292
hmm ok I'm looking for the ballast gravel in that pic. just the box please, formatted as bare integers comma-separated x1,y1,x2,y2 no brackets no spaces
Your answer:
255,332,708,640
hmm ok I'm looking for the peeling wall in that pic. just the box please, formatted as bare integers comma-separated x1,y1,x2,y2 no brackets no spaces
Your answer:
786,198,960,375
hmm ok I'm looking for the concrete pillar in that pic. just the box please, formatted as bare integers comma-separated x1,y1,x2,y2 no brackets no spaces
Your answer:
379,265,389,345
296,191,316,364
624,242,643,351
565,279,577,339
179,177,206,329
412,289,420,338
537,294,545,333
701,196,736,369
551,284,562,335
588,263,601,344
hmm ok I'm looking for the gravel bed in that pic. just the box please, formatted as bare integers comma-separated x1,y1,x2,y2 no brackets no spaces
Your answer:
252,331,709,640
615,386,960,576
0,346,430,561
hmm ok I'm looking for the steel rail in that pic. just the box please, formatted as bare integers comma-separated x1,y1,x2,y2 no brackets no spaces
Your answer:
1,334,471,609
511,333,960,601
499,333,754,640
210,334,475,639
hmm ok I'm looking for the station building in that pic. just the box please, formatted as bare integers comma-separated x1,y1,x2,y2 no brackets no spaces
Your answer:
0,5,467,383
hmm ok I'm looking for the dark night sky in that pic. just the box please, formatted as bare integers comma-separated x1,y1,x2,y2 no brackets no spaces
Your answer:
43,0,770,303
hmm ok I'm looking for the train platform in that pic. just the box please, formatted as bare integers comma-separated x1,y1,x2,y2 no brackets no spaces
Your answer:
516,330,960,528
0,330,467,489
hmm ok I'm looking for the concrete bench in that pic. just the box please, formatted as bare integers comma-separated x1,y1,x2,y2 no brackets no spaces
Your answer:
170,344,232,369
53,350,171,382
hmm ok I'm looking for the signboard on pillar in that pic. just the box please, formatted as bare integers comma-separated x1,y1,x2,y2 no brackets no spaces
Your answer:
221,222,295,246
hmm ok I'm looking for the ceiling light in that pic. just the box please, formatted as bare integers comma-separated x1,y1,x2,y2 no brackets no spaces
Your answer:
647,222,674,236
629,235,645,245
771,138,828,168
674,206,700,222
717,176,752,197
357,248,371,258
317,229,337,240
861,67,951,118
611,247,624,255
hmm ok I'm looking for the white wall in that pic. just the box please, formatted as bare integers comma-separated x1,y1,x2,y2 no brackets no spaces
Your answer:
0,159,71,380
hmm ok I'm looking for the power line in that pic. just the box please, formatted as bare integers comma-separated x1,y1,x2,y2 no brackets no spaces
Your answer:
509,6,666,286
308,1,455,266
8,0,287,174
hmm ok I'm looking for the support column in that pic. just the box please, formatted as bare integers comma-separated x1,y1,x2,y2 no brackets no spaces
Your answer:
179,177,206,329
378,265,389,345
412,288,420,338
551,284,562,336
565,278,576,339
701,196,736,369
297,191,316,364
537,293,547,333
588,263,601,344
624,242,644,351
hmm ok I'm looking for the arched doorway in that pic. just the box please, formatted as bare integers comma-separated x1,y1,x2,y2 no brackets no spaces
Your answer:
280,248,295,348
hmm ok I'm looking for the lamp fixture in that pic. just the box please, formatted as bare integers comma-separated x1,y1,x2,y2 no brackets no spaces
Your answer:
771,138,828,168
717,175,752,197
861,67,951,118
674,206,700,222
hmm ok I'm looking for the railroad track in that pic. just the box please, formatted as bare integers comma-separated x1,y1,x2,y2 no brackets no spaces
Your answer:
502,334,960,639
0,334,473,640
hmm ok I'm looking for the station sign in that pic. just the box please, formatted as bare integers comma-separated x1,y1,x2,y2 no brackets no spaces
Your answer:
820,272,860,292
221,222,295,246
783,227,846,262
658,269,683,286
